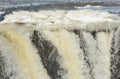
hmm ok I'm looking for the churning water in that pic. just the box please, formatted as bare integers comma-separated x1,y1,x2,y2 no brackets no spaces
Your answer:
0,9,120,79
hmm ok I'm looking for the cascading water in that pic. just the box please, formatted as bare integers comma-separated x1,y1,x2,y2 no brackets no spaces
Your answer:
0,9,120,79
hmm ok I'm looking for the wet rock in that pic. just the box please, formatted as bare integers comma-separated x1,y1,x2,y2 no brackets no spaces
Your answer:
31,30,66,79
0,12,6,21
111,28,120,79
0,51,6,79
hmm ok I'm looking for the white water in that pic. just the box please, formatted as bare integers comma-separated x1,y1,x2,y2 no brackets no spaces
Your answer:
0,29,51,79
80,31,111,79
95,32,112,79
0,9,120,79
42,29,86,79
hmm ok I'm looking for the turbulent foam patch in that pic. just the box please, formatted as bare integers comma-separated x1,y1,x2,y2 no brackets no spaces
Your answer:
0,9,120,31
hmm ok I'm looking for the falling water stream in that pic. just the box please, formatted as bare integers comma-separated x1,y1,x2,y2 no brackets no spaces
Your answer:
0,9,120,79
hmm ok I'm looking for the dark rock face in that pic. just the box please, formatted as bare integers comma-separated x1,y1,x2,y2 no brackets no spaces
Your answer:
111,28,120,79
0,16,4,22
73,30,95,79
0,51,6,79
0,12,7,22
31,30,66,79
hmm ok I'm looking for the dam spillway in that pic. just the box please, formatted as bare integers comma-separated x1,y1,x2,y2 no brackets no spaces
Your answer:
0,9,120,79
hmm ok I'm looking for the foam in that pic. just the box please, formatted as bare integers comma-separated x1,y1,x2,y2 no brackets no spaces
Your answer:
0,9,120,31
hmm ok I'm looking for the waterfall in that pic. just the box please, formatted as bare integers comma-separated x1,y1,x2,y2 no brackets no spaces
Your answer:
0,29,50,79
42,29,86,79
0,9,120,79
